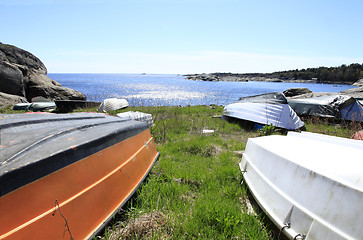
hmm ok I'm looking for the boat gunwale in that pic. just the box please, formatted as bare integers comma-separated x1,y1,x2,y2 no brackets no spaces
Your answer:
0,131,159,239
0,116,149,197
0,113,107,130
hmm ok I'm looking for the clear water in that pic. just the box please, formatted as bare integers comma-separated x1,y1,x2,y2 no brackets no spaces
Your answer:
48,73,355,106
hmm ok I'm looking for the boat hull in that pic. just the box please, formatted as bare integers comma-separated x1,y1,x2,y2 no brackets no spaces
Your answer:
223,102,304,130
223,92,304,130
0,113,159,240
240,132,363,240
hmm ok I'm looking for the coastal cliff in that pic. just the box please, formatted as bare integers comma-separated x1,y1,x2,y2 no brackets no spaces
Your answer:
0,43,86,107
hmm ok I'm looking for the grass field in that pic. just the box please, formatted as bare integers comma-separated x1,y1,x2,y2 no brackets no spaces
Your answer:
2,105,361,239
99,105,269,239
97,105,360,239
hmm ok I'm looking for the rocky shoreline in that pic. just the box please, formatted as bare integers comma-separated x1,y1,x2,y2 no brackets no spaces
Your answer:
2,43,362,108
185,72,363,99
0,43,86,107
184,72,347,84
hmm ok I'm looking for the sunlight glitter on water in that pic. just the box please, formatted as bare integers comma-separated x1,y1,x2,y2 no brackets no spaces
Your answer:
124,90,209,100
49,74,355,106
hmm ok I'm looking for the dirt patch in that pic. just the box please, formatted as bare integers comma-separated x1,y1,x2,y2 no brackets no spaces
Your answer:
193,144,223,157
173,177,201,188
103,211,167,240
233,150,244,157
239,195,258,216
179,192,196,202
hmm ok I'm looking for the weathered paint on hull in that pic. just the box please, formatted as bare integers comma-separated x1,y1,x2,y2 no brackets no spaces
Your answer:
0,129,158,240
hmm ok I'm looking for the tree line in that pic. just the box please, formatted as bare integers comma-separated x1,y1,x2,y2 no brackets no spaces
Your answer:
268,63,363,84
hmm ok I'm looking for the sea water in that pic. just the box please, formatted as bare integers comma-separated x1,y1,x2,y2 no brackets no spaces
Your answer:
48,73,355,106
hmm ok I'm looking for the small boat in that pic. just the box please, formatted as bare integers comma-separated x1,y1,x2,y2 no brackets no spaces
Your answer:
12,103,32,110
12,102,56,112
0,112,159,240
29,101,56,112
98,98,129,113
289,95,363,122
223,92,304,130
240,131,363,239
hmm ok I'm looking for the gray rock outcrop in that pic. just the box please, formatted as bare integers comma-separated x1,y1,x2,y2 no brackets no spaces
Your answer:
283,88,312,97
286,87,363,100
339,87,363,98
0,92,28,106
185,73,248,82
0,43,86,107
352,79,363,87
0,61,25,97
289,92,336,99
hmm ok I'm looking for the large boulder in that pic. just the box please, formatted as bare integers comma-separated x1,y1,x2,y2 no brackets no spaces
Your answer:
0,61,25,96
0,43,47,74
0,43,86,106
0,92,28,107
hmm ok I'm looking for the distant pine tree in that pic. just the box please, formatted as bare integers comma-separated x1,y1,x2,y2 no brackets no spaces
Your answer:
269,63,363,83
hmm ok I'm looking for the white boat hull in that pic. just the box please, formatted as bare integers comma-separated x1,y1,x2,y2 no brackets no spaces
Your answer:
98,98,129,112
223,102,304,130
240,132,363,240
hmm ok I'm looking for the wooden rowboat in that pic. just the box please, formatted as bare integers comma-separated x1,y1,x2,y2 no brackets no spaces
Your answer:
0,113,159,240
240,131,363,240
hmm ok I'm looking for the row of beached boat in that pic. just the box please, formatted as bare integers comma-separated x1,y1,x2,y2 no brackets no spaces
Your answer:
1,91,362,239
223,92,363,131
13,97,130,113
224,92,363,239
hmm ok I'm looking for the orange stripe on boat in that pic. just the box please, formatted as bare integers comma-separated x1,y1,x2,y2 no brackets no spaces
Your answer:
0,129,158,240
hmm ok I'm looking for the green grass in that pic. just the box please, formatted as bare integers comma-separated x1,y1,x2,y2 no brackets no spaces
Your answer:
3,105,361,239
302,116,362,138
101,106,361,239
0,105,27,114
100,105,270,239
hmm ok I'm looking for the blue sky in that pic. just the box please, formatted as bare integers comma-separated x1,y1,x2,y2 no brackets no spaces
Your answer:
1,0,363,74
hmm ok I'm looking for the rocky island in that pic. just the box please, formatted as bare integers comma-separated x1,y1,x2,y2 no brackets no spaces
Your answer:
0,43,86,107
185,68,363,98
185,64,363,85
185,73,318,83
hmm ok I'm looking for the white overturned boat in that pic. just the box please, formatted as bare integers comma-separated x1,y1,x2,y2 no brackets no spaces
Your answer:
98,98,129,113
240,132,363,240
223,92,304,130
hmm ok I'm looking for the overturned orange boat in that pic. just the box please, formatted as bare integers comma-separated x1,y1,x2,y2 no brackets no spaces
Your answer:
0,113,159,240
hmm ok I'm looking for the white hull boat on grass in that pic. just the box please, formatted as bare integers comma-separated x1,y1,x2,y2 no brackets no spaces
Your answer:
98,98,129,113
223,92,304,130
240,131,363,240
